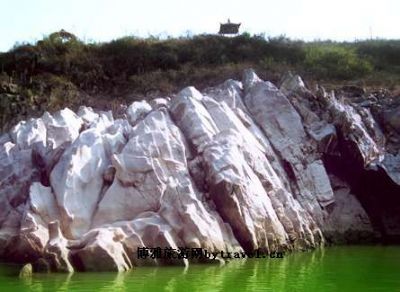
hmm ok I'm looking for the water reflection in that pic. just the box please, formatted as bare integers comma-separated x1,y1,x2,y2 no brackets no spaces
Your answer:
1,246,400,292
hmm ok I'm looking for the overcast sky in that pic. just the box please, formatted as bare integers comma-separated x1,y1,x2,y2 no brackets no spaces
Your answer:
1,0,399,52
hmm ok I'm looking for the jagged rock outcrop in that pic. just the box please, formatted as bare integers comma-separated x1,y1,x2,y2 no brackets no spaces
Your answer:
0,69,398,272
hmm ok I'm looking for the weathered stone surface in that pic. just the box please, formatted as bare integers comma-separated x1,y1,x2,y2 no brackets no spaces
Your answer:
126,100,152,126
242,70,334,227
325,92,383,167
42,108,82,149
94,109,241,256
69,227,131,272
323,175,376,243
383,105,400,134
19,263,33,278
50,127,109,239
382,154,400,185
10,118,46,150
1,69,399,271
110,212,188,266
48,111,125,239
15,183,61,261
44,221,73,273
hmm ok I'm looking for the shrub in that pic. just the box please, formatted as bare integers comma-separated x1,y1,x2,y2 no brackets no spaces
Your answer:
355,40,400,73
304,45,373,79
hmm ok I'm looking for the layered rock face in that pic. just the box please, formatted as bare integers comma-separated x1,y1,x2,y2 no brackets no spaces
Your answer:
0,70,399,272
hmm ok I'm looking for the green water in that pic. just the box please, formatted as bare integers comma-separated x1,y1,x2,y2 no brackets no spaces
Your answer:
1,246,399,292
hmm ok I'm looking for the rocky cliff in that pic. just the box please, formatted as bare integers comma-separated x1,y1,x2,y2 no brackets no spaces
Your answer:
0,69,399,272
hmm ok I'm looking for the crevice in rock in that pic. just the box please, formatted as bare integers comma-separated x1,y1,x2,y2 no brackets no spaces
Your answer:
322,130,400,243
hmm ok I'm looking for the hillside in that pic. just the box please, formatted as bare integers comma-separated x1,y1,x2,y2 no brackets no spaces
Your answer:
1,31,400,131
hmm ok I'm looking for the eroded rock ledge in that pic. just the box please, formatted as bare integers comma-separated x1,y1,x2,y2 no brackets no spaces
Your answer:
0,70,399,272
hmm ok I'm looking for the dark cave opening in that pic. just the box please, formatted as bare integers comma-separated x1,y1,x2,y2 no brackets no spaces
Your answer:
322,131,400,243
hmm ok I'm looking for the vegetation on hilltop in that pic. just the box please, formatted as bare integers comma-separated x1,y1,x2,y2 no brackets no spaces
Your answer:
0,31,400,131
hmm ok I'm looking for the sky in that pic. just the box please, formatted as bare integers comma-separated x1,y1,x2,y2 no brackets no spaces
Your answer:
0,0,399,52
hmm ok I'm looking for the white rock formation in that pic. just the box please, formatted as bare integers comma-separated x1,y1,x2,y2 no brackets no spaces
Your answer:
0,69,398,272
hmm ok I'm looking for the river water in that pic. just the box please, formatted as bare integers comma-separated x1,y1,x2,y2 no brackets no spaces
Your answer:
1,246,399,291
